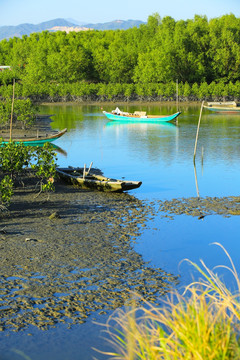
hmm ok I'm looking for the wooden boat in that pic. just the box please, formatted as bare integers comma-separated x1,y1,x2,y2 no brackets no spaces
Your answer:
203,101,240,113
103,108,181,122
0,128,67,145
56,166,142,192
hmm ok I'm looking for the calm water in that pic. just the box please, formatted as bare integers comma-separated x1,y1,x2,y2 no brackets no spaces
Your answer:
1,103,240,360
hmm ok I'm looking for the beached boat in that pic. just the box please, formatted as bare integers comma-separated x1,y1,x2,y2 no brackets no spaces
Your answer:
103,107,181,122
203,101,240,113
56,166,142,192
0,128,67,145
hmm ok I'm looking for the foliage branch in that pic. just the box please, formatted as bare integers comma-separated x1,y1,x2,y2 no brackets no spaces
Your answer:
0,141,57,207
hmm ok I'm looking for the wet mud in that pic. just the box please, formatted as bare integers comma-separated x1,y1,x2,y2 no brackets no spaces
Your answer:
0,176,239,333
0,182,178,332
155,196,240,219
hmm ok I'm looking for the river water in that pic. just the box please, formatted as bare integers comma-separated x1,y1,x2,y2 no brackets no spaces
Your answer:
1,102,240,359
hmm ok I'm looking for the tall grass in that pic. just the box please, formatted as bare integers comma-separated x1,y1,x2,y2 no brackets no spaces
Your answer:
99,243,240,360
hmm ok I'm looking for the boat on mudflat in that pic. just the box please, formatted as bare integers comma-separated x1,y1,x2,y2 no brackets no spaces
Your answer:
0,128,67,145
203,101,240,114
56,166,142,192
103,107,181,122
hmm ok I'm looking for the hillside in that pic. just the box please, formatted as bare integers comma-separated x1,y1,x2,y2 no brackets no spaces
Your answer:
0,18,145,40
84,19,144,30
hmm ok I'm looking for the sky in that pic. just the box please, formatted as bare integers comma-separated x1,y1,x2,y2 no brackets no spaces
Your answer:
0,0,239,26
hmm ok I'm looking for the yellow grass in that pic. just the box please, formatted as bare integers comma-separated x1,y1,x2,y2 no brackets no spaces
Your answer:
99,243,240,360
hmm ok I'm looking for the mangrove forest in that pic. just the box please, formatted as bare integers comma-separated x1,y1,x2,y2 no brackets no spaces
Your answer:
0,13,239,101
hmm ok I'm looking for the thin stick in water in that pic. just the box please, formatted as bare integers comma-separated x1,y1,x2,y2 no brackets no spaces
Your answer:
83,164,86,179
86,161,93,176
176,79,178,112
193,101,204,163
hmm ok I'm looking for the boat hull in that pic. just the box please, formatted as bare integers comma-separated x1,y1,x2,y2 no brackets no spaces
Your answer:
103,111,181,122
56,167,142,192
203,106,240,114
0,128,67,145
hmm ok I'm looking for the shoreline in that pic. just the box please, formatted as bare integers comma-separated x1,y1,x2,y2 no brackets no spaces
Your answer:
39,100,201,106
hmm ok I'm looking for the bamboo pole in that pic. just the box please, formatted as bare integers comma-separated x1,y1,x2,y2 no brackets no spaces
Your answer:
10,78,15,141
176,79,178,112
193,101,204,163
86,161,93,176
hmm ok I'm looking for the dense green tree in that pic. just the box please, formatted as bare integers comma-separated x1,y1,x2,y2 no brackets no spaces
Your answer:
0,13,239,98
174,15,210,83
133,16,176,83
0,98,37,128
209,14,240,82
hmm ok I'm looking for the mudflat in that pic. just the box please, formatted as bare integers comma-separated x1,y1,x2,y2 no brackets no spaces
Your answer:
0,179,179,332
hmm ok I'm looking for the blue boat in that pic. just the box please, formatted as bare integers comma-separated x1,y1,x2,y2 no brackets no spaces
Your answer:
103,108,181,122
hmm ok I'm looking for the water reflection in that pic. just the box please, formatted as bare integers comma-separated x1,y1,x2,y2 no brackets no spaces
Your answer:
51,144,67,157
40,104,104,131
104,119,179,164
194,163,200,198
23,143,67,157
105,120,177,128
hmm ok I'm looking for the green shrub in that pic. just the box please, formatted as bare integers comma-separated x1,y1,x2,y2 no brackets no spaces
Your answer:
0,175,13,205
0,142,57,206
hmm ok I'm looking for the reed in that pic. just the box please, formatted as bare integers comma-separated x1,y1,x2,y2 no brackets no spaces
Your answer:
100,243,240,360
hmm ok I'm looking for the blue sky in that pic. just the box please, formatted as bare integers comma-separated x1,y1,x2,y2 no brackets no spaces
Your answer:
0,0,239,26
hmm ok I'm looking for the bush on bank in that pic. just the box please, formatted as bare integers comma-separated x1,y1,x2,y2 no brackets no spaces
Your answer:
0,97,38,128
0,142,57,207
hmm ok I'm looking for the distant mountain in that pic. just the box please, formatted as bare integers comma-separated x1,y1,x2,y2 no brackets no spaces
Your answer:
0,18,145,41
65,18,87,26
0,19,76,41
84,19,145,30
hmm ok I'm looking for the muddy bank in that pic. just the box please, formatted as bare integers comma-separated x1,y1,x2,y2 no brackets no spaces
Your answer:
1,176,240,333
0,182,179,332
155,196,240,219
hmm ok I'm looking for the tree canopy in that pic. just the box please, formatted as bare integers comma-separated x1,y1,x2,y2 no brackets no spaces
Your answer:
0,13,239,96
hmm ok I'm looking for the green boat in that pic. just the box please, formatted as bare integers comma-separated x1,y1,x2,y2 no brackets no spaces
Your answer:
103,108,181,122
0,128,67,145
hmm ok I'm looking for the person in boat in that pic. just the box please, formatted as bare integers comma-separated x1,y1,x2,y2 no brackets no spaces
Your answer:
112,107,131,116
112,107,121,115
